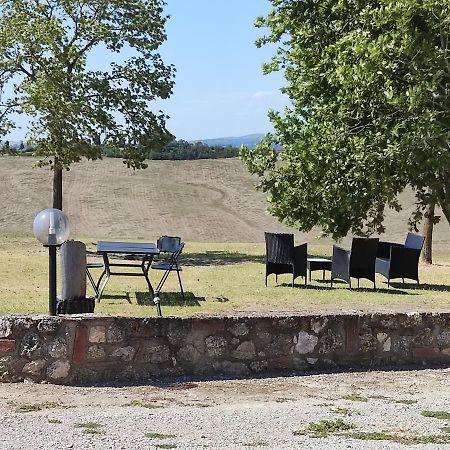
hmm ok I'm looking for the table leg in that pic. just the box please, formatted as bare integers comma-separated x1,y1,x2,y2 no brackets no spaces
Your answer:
96,253,111,302
141,256,155,297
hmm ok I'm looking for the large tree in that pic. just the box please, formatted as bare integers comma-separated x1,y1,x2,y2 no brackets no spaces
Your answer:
241,0,450,262
0,0,174,209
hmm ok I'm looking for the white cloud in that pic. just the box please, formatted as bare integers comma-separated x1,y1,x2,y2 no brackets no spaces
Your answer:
251,90,274,99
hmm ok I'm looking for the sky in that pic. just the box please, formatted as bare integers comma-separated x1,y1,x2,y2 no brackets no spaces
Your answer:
157,0,289,140
4,0,289,142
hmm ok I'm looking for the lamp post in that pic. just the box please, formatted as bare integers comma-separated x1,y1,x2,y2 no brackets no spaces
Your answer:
33,208,70,315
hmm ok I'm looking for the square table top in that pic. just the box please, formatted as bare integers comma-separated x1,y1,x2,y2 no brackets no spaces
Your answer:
97,241,159,255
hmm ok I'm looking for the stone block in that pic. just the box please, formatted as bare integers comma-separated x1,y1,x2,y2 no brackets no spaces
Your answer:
311,317,328,334
19,333,43,358
205,335,228,358
106,324,124,343
232,341,256,360
176,344,201,364
89,326,106,343
295,331,318,355
87,345,106,360
228,321,249,337
139,339,171,364
0,318,12,338
0,339,16,353
48,337,67,359
23,359,46,375
412,347,441,360
319,329,343,354
111,346,136,362
437,331,450,347
47,360,70,380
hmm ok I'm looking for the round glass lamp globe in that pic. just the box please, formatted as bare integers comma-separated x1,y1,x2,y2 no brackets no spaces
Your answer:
33,208,70,246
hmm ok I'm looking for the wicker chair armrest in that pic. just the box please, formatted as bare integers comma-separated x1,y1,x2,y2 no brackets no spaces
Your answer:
293,242,307,270
331,245,350,280
377,241,403,259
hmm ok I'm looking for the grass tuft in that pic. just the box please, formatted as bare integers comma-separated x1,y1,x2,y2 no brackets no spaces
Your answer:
144,432,176,440
75,421,103,435
347,431,450,445
294,419,354,438
421,410,450,420
394,399,417,405
125,400,164,409
47,418,62,424
342,394,368,402
15,401,61,412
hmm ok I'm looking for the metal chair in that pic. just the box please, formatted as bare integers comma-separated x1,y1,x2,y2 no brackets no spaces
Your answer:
151,236,185,305
86,262,104,299
264,232,307,287
376,232,425,286
331,238,379,289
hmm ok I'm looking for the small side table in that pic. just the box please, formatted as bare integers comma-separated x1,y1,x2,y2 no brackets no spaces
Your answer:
307,257,332,282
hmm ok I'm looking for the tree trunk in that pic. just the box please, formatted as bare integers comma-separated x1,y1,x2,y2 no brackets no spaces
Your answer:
53,166,63,210
421,201,435,264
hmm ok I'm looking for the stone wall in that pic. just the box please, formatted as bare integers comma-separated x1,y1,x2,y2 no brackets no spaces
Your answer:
1,312,450,384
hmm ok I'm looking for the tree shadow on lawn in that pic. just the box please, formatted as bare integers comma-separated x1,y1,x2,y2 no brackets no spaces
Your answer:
277,279,413,295
87,250,265,267
100,292,132,303
181,251,265,267
389,282,450,292
135,291,205,307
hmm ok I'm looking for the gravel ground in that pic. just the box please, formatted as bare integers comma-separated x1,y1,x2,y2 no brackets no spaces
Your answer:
1,368,450,449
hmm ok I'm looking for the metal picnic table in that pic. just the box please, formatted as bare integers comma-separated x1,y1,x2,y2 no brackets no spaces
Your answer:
92,241,161,315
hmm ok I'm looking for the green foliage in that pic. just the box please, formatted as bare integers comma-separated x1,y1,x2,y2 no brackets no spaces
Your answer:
0,0,175,171
421,410,450,420
102,139,240,160
242,0,450,239
294,418,354,438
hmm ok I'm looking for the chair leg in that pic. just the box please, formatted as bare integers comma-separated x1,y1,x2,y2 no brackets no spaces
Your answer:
402,278,405,284
387,278,390,288
276,274,278,284
176,268,185,303
349,278,352,289
357,278,360,289
304,275,307,286
265,275,267,287
330,278,333,288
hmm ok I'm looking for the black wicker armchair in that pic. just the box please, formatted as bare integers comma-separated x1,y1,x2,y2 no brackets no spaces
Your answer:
331,238,379,289
264,232,307,287
375,232,425,286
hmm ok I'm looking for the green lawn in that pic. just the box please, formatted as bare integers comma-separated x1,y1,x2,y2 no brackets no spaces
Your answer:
1,233,449,317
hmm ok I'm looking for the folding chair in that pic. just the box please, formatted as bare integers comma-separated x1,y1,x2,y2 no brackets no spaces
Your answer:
86,262,104,299
151,236,185,303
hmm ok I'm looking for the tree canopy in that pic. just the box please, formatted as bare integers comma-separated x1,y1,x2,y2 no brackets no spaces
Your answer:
241,0,450,240
0,0,175,207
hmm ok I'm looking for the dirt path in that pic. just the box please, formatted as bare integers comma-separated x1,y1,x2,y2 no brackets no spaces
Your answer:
2,368,450,449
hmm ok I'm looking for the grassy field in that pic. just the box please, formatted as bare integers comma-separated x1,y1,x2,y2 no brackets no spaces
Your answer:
1,155,450,248
0,156,449,316
1,233,449,317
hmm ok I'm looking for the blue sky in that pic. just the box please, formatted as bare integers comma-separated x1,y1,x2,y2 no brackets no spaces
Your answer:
157,0,289,140
5,0,288,142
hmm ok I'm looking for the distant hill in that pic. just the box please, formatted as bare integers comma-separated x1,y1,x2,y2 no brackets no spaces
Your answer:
190,133,266,148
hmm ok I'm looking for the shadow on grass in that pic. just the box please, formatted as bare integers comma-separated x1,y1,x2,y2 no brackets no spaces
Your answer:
389,282,450,292
100,292,132,303
276,280,413,295
135,291,205,307
87,249,265,267
181,251,265,267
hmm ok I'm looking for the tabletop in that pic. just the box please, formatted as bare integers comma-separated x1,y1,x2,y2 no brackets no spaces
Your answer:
97,241,159,255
